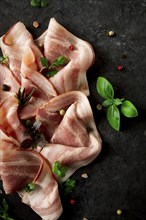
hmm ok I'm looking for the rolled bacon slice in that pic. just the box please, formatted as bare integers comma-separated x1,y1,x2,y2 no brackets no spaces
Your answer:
0,22,43,82
40,91,102,180
0,130,63,220
0,64,20,105
43,18,95,95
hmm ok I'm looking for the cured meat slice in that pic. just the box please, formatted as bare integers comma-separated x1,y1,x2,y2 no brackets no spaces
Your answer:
0,22,43,82
0,130,63,220
44,18,95,95
19,158,63,220
0,64,20,105
0,96,28,142
19,46,57,119
40,91,102,180
0,130,42,193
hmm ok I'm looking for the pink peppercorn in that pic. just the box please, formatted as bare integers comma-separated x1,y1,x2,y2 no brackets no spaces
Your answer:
69,45,74,50
70,199,75,205
117,65,124,70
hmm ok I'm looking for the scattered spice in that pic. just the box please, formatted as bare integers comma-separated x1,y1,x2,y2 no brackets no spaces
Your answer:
59,109,66,116
70,199,76,205
83,218,88,220
81,173,88,179
69,44,74,50
117,65,124,71
107,31,115,37
96,104,102,110
2,84,10,91
33,21,39,28
117,209,122,215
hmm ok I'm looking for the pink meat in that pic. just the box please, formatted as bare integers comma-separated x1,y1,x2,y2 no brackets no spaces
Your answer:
0,22,43,82
44,18,95,95
0,64,20,105
40,91,102,180
0,96,29,142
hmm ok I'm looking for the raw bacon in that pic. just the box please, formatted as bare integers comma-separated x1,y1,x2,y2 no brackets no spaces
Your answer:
43,18,95,95
0,18,101,220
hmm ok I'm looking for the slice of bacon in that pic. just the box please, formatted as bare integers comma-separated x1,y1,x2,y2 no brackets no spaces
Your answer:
0,129,63,220
0,96,29,142
40,91,102,180
0,64,20,105
0,22,43,82
43,18,95,95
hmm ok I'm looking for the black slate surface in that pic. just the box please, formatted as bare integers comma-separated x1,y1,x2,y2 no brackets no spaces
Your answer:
0,1,146,220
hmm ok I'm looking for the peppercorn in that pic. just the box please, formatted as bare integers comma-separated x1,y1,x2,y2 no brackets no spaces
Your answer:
107,31,115,37
2,84,10,91
96,104,102,110
59,109,66,116
70,199,75,205
69,45,75,50
117,209,122,215
117,65,124,71
20,139,33,149
33,21,39,28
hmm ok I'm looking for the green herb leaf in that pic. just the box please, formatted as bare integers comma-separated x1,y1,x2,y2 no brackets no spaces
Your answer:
24,183,36,192
62,178,76,195
102,99,113,107
41,0,48,7
45,69,58,77
40,57,49,68
31,0,41,7
0,54,9,65
0,199,15,220
50,56,69,68
121,100,138,118
107,105,120,131
113,98,123,106
15,88,34,110
96,76,114,99
52,161,67,178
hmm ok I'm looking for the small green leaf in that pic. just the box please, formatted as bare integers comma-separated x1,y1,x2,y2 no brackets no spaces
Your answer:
102,99,113,107
40,57,49,68
52,161,67,178
24,183,36,192
107,105,120,131
51,56,69,68
96,77,114,99
62,178,76,195
31,0,41,7
121,100,138,118
45,69,58,77
41,0,48,7
113,98,123,106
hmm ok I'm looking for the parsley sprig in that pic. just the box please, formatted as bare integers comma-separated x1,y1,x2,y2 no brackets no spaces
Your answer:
0,55,9,65
40,56,69,77
52,161,76,195
31,0,48,8
96,77,138,131
0,199,15,220
15,88,34,110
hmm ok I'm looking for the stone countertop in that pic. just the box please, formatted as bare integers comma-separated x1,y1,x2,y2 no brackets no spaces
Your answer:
0,1,146,220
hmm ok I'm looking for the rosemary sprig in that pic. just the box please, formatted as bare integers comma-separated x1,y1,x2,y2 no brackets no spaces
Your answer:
15,88,34,110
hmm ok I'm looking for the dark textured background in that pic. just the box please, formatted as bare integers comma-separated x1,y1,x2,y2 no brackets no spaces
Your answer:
0,1,146,220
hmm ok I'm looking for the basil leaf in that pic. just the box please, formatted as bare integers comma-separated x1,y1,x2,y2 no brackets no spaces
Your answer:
96,77,114,99
121,100,138,118
52,161,67,178
41,0,48,7
107,105,120,131
113,98,123,106
102,99,113,107
51,56,69,67
62,178,76,195
40,57,49,68
45,69,58,77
